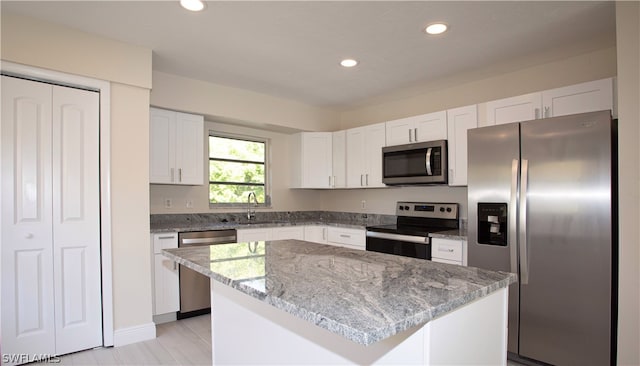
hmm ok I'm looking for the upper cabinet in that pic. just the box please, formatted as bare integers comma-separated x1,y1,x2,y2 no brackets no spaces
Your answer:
332,130,347,188
447,105,478,186
542,78,614,118
485,78,615,126
290,132,333,189
485,92,543,126
346,122,386,188
385,111,447,146
150,107,204,185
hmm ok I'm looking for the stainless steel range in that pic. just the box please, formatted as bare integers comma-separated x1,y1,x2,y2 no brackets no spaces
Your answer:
366,202,459,260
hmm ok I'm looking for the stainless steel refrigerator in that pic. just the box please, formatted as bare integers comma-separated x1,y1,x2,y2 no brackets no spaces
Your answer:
467,110,617,365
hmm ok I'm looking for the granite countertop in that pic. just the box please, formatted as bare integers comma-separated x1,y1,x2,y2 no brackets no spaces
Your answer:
150,220,366,233
163,240,514,346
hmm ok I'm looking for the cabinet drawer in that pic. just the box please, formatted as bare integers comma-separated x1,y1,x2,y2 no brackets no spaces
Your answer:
152,232,178,254
431,238,463,262
327,227,365,248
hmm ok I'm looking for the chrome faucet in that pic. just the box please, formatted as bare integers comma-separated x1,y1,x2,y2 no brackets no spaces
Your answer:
247,191,258,221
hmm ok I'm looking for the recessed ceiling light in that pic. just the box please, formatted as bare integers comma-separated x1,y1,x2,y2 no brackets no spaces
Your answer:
180,0,205,12
425,23,448,35
340,59,358,68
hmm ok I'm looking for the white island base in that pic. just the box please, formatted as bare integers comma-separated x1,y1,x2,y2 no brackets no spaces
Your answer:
210,282,508,365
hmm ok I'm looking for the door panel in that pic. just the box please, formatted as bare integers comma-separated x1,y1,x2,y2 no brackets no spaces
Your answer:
52,85,102,355
1,76,56,357
519,111,612,365
467,122,520,354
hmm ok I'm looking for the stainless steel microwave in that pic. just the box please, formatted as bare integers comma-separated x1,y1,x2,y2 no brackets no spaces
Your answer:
382,140,448,185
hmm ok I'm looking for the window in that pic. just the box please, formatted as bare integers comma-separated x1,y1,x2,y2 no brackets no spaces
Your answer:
208,133,270,207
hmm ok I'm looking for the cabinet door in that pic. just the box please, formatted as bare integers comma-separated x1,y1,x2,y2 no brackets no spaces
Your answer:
365,123,387,188
152,233,179,315
385,116,414,146
237,228,272,242
303,226,328,244
175,112,204,185
149,108,176,184
332,131,346,188
346,127,366,187
302,132,332,188
414,111,447,142
485,93,542,126
542,78,614,118
447,105,478,186
272,226,304,240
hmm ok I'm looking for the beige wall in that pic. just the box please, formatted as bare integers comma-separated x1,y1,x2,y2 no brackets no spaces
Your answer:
151,71,339,133
1,13,154,332
615,2,640,365
150,121,324,214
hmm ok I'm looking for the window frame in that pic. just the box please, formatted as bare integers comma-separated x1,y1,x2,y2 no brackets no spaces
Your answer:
208,131,272,209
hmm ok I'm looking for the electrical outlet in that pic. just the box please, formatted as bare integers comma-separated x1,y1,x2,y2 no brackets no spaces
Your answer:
361,200,366,209
164,198,172,208
186,200,193,208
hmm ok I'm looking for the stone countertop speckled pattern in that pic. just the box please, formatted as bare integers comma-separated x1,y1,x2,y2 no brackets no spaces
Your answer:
150,220,366,233
429,228,467,240
163,240,515,346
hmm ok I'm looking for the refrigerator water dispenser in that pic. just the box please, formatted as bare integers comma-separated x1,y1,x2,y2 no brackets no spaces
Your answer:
477,203,507,246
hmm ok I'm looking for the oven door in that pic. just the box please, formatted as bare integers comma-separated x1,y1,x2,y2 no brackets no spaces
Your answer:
365,231,431,260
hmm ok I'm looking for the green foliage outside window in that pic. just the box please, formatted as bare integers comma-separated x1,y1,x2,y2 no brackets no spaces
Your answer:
209,135,267,204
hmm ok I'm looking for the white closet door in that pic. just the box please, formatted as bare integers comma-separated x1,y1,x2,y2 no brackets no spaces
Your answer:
51,85,102,355
1,76,56,357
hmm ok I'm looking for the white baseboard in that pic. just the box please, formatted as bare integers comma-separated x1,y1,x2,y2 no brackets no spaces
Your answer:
113,322,156,347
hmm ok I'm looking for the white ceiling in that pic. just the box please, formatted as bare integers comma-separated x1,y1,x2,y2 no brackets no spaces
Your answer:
2,1,616,109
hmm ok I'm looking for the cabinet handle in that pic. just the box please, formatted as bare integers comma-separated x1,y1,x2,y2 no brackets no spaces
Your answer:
329,176,332,187
408,129,412,142
544,106,550,118
171,168,175,182
365,174,369,186
439,248,455,253
360,174,364,186
178,168,182,182
534,108,540,119
340,234,351,238
414,128,418,141
173,261,177,270
158,235,175,240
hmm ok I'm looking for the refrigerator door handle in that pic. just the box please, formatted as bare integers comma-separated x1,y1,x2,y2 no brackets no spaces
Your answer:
510,159,519,275
519,159,530,285
425,147,433,175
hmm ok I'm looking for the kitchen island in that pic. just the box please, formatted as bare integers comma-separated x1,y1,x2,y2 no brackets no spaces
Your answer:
164,239,515,365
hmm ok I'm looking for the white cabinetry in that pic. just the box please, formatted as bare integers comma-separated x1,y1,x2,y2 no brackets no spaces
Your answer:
431,238,467,266
542,78,614,118
1,76,103,358
346,122,386,188
332,131,347,188
485,93,542,126
447,105,478,186
272,226,305,240
304,226,328,244
151,233,179,316
327,227,366,250
237,227,273,242
150,107,204,185
386,111,447,146
290,132,333,188
485,78,615,126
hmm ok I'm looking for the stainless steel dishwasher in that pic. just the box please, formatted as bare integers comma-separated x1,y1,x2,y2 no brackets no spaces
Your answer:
177,229,237,319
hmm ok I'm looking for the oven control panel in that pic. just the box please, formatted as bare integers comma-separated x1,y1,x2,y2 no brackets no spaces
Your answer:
396,202,458,220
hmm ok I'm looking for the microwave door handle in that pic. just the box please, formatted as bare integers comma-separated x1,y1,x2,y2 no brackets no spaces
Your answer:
425,147,432,176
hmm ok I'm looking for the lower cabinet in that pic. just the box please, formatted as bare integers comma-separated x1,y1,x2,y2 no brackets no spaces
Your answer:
327,227,366,250
431,238,467,266
303,226,328,244
151,232,179,317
